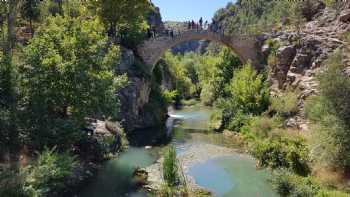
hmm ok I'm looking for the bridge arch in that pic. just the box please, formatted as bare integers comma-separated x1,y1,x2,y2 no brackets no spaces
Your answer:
136,30,261,72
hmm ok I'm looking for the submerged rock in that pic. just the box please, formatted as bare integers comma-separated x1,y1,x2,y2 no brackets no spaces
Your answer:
132,167,149,186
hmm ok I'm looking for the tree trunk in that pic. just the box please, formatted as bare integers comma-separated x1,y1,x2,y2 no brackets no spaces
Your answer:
5,0,18,58
30,19,34,38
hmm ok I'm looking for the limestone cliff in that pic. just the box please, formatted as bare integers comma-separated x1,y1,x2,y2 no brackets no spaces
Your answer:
115,4,168,133
265,3,350,129
115,47,167,133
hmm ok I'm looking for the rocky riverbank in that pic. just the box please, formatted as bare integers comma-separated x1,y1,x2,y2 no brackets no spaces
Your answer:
144,142,249,193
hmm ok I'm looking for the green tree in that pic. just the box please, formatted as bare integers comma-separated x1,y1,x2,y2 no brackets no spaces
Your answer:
0,56,19,162
3,0,19,57
216,63,269,130
20,0,41,37
226,63,269,114
19,16,127,150
306,49,350,169
91,0,151,41
23,148,77,196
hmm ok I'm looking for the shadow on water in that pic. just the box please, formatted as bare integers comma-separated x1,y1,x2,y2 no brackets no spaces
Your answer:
79,105,278,197
79,147,157,197
126,126,172,147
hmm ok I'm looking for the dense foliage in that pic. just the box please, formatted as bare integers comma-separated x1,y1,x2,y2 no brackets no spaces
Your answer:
306,46,350,169
0,0,149,195
20,15,127,151
216,63,269,131
272,170,349,197
159,45,241,105
90,0,151,47
23,149,77,196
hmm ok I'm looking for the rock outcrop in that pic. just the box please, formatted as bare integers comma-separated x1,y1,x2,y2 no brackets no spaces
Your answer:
116,47,167,133
266,5,350,130
115,5,169,134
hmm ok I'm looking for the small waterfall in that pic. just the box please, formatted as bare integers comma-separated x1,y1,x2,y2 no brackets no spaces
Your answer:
166,107,185,136
165,116,175,136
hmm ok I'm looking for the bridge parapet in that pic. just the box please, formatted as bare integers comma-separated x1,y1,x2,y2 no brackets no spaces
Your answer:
137,30,261,71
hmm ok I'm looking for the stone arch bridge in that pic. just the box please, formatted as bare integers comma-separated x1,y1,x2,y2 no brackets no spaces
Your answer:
136,30,262,71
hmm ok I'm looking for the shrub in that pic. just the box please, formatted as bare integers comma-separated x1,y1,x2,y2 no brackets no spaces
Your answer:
309,115,350,169
241,115,282,139
0,169,26,197
227,110,251,132
272,170,350,197
316,190,350,197
226,63,270,115
20,16,127,151
272,170,319,197
162,89,178,105
251,135,310,176
306,49,350,169
181,98,199,106
215,63,269,131
162,146,178,187
23,148,77,196
200,83,216,106
270,90,299,117
304,96,330,122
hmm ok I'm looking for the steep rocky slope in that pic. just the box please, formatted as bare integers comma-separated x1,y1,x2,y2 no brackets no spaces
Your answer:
266,4,350,129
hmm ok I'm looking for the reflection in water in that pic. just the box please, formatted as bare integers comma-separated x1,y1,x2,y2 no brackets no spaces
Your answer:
79,147,156,197
171,106,278,197
79,105,277,197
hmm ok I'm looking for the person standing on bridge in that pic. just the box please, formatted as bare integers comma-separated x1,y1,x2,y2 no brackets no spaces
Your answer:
188,21,191,30
204,20,208,30
199,17,203,30
170,29,174,38
191,20,195,30
152,26,157,38
147,28,152,38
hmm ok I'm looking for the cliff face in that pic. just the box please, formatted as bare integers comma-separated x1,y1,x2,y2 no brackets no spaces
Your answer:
115,47,167,133
116,5,168,133
265,4,350,129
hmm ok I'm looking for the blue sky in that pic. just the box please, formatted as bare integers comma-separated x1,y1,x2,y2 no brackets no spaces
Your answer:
152,0,233,22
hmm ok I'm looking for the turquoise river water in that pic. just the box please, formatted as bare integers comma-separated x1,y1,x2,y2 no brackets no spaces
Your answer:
79,105,278,197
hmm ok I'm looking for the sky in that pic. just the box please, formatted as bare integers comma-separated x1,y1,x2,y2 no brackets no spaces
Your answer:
151,0,233,22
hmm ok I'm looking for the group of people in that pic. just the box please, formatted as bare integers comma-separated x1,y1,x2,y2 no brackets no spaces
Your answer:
146,17,220,39
186,17,209,31
147,27,175,38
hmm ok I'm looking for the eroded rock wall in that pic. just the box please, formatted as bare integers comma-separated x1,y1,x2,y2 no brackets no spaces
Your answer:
265,5,350,129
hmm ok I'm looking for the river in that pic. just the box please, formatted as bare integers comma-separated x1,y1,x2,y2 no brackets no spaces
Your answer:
79,105,278,197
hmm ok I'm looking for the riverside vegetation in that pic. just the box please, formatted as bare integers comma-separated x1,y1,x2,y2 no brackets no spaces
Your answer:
1,0,350,197
156,0,350,196
0,0,151,196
